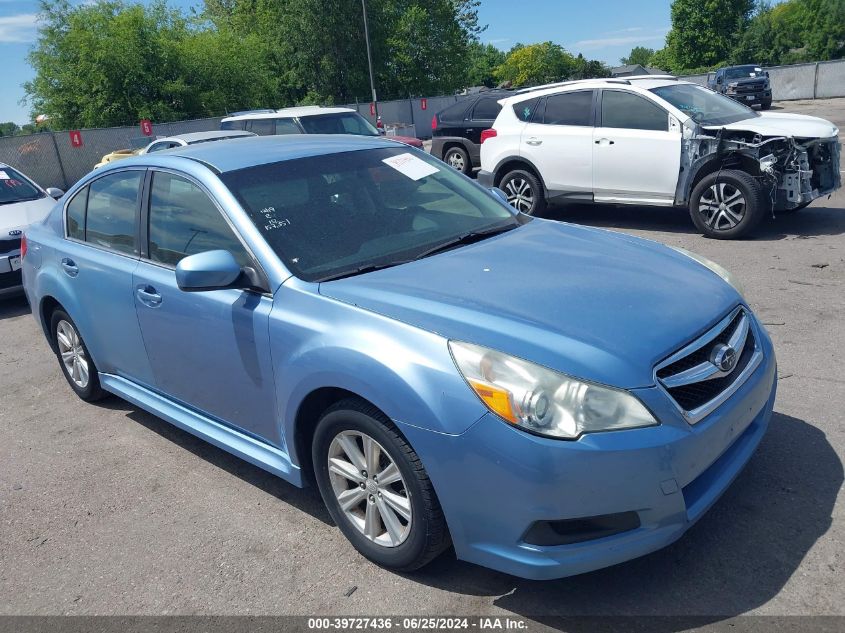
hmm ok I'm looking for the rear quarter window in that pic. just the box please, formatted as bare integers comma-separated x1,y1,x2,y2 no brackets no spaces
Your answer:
437,101,470,121
512,97,541,122
471,98,502,121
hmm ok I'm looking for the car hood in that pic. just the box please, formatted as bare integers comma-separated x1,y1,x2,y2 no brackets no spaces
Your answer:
319,220,740,388
0,196,55,234
704,112,838,138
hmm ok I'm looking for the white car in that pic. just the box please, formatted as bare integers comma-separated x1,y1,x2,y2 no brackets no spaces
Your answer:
0,164,63,297
479,76,841,239
141,130,256,154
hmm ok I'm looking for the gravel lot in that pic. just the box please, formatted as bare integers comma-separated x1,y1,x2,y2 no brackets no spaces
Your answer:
1,98,843,624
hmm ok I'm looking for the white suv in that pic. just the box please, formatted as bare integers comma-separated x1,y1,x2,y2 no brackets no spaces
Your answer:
479,77,841,239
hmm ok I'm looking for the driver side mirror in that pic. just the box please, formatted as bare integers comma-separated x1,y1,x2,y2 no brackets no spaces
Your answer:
176,250,243,292
46,187,64,199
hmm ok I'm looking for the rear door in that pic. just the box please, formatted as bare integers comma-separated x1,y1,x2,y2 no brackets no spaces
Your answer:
592,89,681,205
131,169,278,441
519,90,595,198
56,169,155,385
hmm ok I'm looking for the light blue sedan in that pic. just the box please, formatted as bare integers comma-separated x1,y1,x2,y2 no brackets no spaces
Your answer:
21,135,776,579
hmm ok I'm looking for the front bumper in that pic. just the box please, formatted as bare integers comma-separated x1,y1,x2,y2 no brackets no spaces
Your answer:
399,320,777,580
725,89,772,105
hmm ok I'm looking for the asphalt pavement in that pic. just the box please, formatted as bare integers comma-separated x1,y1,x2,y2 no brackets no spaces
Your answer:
1,98,843,625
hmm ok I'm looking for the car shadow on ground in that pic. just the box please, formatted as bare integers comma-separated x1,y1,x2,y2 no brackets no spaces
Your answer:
543,201,845,241
96,398,334,526
404,412,841,630
0,294,30,320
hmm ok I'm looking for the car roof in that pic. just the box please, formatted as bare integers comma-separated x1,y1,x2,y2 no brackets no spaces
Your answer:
120,134,403,173
502,77,687,103
221,106,357,122
152,130,256,144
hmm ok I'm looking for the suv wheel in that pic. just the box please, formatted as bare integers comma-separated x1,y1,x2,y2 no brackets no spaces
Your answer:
51,309,105,401
443,146,470,175
499,169,546,216
312,399,450,571
689,170,765,239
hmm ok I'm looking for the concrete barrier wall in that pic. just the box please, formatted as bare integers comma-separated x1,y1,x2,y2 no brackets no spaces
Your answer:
816,60,845,99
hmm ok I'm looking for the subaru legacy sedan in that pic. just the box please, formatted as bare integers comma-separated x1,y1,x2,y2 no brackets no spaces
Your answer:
22,135,776,579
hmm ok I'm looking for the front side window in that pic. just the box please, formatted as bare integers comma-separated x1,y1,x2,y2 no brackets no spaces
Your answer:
601,91,668,131
147,171,250,268
298,113,379,137
275,118,302,135
651,83,757,125
248,119,275,136
221,147,521,282
542,91,594,126
471,98,501,121
84,171,141,255
0,167,44,205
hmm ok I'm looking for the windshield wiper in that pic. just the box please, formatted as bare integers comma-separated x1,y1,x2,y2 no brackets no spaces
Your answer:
315,261,411,283
412,223,517,260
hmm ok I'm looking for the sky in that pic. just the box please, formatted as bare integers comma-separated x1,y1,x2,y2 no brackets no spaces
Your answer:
0,0,674,125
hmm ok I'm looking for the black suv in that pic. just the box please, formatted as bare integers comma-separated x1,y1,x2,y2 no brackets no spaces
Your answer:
430,91,512,174
707,65,772,109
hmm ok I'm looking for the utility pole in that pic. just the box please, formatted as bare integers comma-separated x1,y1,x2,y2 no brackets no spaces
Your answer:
361,0,379,121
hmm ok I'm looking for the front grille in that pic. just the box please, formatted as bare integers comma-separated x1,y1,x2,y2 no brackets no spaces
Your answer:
655,307,761,423
0,237,21,254
735,82,765,93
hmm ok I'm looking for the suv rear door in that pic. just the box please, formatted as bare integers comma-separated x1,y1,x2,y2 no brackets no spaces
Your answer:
519,90,595,199
592,89,681,205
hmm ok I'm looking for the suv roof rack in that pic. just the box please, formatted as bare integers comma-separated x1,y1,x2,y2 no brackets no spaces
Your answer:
226,108,277,117
626,75,678,81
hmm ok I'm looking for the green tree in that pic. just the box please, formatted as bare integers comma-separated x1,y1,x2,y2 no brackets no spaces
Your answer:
465,42,507,87
0,122,21,137
494,42,576,86
620,46,655,66
570,54,611,79
663,0,755,72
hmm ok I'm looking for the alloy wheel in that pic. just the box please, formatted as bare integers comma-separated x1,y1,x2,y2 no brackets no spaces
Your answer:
445,151,465,171
327,430,412,548
699,182,747,231
56,320,89,389
503,177,534,213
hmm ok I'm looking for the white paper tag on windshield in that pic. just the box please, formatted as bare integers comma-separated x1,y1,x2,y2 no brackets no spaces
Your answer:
0,171,9,180
382,153,439,181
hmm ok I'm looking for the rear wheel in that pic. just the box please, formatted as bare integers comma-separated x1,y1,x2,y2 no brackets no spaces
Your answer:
443,146,471,175
499,169,546,216
50,309,105,401
689,169,766,239
312,399,450,571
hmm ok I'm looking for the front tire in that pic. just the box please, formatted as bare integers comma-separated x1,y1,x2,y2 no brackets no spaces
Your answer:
689,169,766,239
443,146,471,175
499,169,546,216
312,399,450,571
761,100,772,110
50,309,105,401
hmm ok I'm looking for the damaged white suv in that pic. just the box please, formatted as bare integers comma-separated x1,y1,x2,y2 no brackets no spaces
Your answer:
478,77,841,239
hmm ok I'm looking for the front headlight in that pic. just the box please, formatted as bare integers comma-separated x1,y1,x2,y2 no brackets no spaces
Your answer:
668,246,745,298
449,341,658,439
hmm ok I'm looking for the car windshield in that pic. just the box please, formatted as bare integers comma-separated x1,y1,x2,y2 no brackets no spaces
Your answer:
651,83,758,125
0,167,44,205
298,112,380,137
724,66,764,80
221,147,521,282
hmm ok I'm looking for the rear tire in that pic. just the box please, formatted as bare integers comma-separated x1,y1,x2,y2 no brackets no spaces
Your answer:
689,169,766,239
443,146,471,175
499,169,546,216
50,309,105,402
312,399,450,571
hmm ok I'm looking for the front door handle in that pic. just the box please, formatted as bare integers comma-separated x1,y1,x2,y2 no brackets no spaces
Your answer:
594,138,615,145
525,138,542,146
60,258,78,277
136,285,162,307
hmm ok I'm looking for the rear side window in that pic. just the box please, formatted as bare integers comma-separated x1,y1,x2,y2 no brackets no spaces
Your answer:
248,119,275,136
147,172,250,268
275,118,301,135
83,171,141,255
601,91,668,131
65,187,87,240
542,91,594,126
147,141,178,153
437,101,469,121
221,120,245,131
512,97,540,122
471,98,501,121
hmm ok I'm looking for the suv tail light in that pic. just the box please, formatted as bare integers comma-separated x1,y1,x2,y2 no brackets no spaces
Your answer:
20,233,27,259
431,115,437,131
480,129,497,144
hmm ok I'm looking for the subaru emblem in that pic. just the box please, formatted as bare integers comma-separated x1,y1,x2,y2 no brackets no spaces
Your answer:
711,343,738,373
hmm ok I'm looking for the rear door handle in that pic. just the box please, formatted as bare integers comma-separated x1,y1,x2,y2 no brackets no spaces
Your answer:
60,258,78,277
525,138,542,146
136,285,162,307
